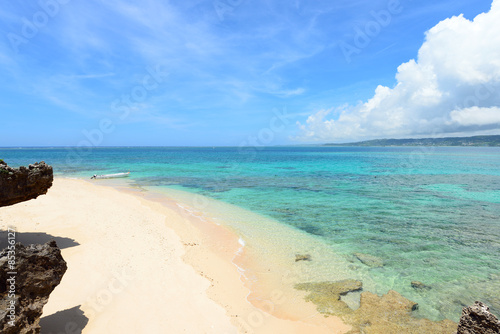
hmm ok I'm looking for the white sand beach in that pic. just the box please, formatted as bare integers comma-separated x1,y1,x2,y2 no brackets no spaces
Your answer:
0,178,350,333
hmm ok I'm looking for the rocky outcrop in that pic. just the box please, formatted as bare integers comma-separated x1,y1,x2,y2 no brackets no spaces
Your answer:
295,279,363,314
456,301,500,334
0,160,53,207
295,279,457,333
0,241,67,334
347,290,456,333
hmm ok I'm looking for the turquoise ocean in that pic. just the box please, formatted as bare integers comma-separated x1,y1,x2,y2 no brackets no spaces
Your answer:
1,146,499,321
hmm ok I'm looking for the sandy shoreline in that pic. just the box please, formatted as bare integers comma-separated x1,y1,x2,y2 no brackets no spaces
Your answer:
0,178,349,333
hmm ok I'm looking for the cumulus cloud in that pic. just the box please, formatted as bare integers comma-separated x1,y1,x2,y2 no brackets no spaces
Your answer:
449,107,500,126
297,0,500,142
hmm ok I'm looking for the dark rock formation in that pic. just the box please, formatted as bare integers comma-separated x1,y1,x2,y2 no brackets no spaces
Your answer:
295,254,311,262
456,301,500,334
353,252,384,268
0,241,67,334
411,280,432,291
0,161,53,207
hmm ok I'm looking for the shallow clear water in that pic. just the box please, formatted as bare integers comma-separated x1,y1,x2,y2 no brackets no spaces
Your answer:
2,146,499,321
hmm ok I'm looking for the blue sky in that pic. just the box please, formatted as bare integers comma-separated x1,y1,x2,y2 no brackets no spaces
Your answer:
0,0,498,146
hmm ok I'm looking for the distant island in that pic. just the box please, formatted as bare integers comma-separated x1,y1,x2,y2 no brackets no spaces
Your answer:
325,135,500,147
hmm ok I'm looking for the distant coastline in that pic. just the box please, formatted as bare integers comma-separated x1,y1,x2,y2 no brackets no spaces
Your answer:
325,135,500,147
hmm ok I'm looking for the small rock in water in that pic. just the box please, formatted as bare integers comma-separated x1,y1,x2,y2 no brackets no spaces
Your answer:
411,281,432,291
295,254,312,262
353,252,384,268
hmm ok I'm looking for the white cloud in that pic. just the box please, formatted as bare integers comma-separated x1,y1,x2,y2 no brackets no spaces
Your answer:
449,107,500,126
297,0,500,142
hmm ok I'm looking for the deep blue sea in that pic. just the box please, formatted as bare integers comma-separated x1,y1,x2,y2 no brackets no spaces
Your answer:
2,146,499,321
